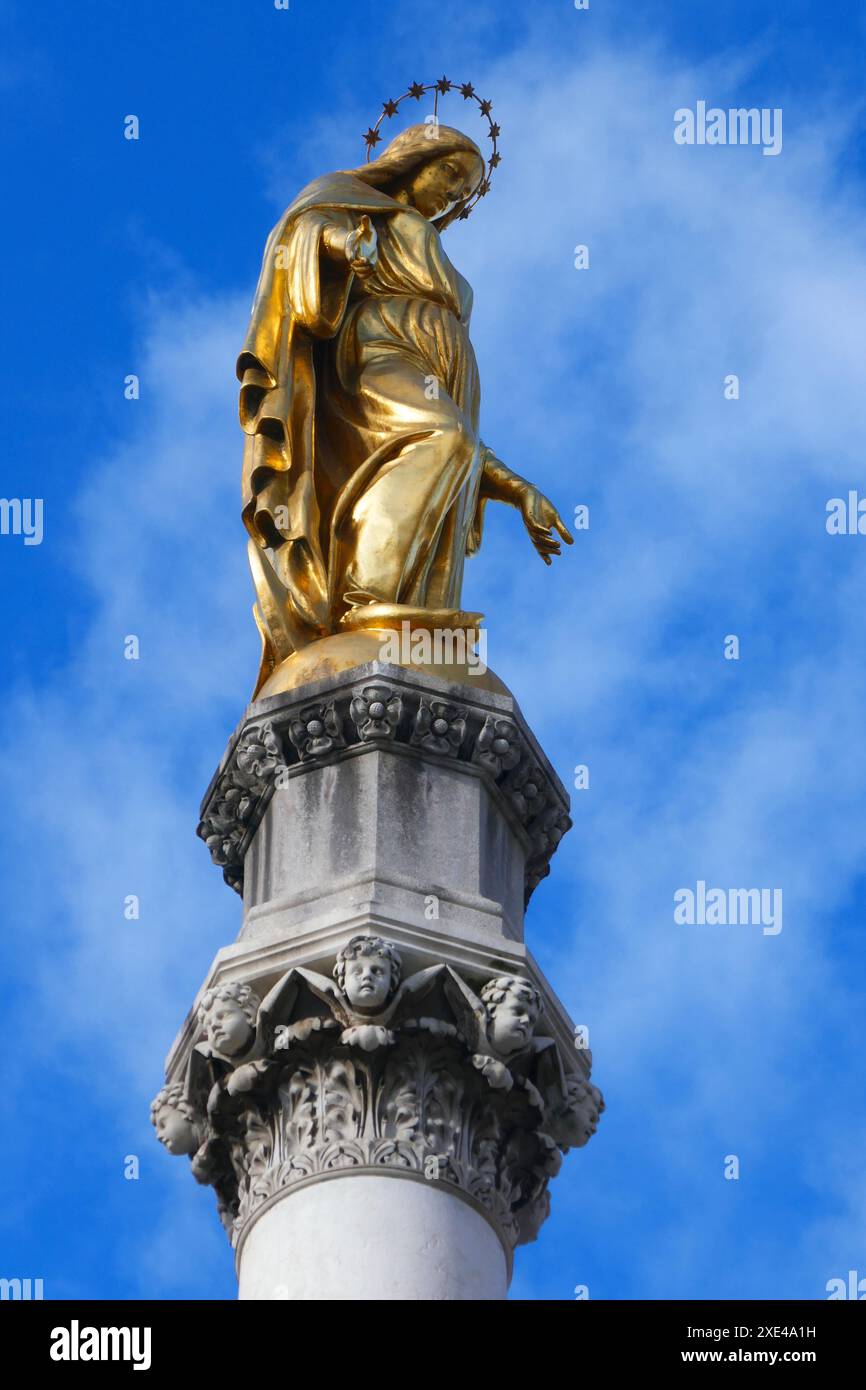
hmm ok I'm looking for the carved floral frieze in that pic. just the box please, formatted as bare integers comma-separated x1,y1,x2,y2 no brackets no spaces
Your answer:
197,680,571,903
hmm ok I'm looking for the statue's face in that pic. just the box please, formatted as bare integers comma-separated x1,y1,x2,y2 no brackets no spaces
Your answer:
404,150,484,221
489,986,541,1056
207,998,254,1056
344,953,393,1011
155,1105,198,1156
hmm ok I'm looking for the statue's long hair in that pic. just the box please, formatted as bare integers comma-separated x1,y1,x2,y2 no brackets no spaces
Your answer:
344,123,484,230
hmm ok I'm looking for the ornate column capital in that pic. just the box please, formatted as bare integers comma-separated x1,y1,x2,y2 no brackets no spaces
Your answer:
152,935,604,1258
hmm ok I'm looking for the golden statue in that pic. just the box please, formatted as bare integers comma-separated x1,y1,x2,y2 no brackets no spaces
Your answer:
238,85,572,698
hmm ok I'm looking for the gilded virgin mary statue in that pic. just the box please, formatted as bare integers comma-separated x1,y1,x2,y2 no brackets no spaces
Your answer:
238,104,572,698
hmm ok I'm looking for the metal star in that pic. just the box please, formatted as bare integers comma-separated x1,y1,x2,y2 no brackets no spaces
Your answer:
489,123,501,139
490,152,502,168
479,98,493,116
364,128,382,148
435,76,452,94
408,81,426,100
478,179,491,198
459,83,475,100
382,99,399,118
458,208,471,220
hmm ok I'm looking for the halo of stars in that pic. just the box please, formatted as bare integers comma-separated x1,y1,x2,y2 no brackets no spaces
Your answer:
363,77,500,220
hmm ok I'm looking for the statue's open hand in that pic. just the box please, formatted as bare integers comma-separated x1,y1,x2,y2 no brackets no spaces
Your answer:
345,215,378,276
519,487,574,565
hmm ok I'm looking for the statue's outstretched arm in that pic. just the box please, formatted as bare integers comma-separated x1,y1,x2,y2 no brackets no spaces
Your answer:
480,449,574,565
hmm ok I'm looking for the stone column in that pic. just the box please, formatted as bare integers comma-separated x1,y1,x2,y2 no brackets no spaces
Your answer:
152,657,603,1300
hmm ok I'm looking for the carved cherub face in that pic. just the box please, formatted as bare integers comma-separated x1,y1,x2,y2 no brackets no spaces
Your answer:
154,1103,199,1156
151,1086,200,1156
483,978,542,1057
200,985,258,1057
401,150,484,221
334,935,403,1014
344,952,393,1012
208,999,253,1055
570,1079,603,1142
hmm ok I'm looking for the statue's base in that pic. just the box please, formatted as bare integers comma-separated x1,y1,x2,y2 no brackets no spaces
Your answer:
256,620,504,700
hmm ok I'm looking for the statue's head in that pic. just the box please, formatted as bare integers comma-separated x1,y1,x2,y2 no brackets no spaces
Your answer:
480,975,543,1056
199,982,259,1057
353,124,484,228
334,934,403,1013
150,1083,201,1155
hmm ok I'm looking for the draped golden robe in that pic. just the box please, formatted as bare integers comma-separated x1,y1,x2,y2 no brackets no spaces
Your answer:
238,158,490,685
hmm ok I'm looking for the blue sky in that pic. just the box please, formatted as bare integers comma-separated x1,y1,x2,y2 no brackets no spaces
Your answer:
2,0,866,1300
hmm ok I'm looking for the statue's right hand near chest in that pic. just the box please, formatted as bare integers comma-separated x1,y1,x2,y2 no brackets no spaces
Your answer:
324,215,378,277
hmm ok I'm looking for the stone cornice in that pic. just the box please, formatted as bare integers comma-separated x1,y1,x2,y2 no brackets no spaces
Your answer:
198,661,572,906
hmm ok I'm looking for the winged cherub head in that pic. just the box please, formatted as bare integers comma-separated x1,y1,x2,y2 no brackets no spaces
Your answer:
480,975,543,1057
199,982,260,1057
150,1082,201,1156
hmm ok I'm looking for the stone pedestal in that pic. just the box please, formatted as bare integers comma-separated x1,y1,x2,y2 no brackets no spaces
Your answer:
152,659,603,1301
